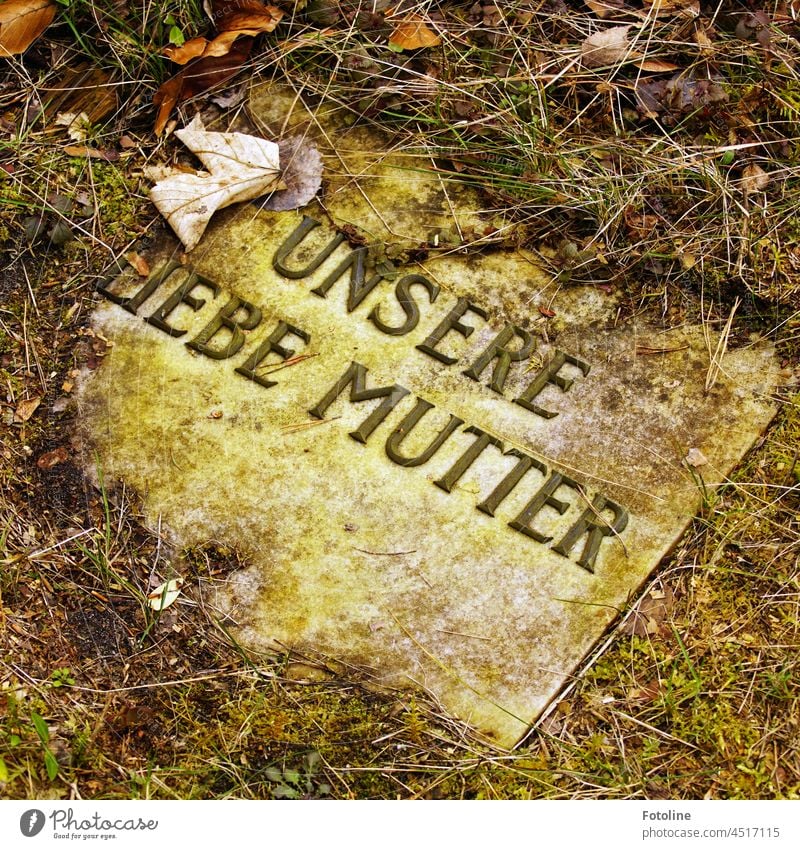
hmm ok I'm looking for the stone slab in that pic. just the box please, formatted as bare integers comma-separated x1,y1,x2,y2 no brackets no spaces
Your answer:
75,86,780,747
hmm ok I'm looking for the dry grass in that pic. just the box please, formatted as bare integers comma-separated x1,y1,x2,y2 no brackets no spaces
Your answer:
1,0,799,799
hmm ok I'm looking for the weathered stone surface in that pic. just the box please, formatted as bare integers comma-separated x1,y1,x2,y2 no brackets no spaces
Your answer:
75,86,780,747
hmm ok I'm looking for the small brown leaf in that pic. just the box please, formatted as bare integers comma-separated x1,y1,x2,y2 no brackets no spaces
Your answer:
64,145,119,161
14,396,41,422
153,36,254,135
388,14,441,51
741,163,770,195
643,0,699,15
215,2,283,34
581,26,634,69
125,251,150,277
584,0,628,18
37,445,69,469
0,0,56,57
162,3,282,64
635,59,680,73
629,679,661,702
163,35,211,64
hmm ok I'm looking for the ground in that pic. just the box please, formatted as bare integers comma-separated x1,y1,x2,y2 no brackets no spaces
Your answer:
1,0,799,799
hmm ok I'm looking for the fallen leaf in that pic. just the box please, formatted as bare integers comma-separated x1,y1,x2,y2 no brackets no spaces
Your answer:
0,0,56,57
149,115,282,249
635,73,728,120
214,0,283,33
164,2,282,64
260,136,322,212
125,251,150,277
14,396,41,422
55,111,91,142
63,144,119,161
153,36,254,135
685,447,708,467
581,26,634,69
37,445,69,469
635,59,680,73
629,679,661,701
621,587,675,637
741,163,770,195
584,0,628,18
643,0,699,16
163,35,213,65
388,14,441,51
148,578,184,611
115,704,156,731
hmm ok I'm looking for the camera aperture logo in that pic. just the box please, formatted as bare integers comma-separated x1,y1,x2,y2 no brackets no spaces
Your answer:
18,809,158,840
20,810,46,837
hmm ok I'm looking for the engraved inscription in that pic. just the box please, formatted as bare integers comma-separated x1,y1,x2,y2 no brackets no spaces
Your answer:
97,231,631,574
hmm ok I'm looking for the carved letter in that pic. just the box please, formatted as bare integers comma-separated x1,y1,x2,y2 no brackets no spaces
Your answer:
477,449,546,517
385,399,464,467
273,216,345,279
463,323,536,394
416,298,488,365
235,321,310,389
513,351,590,418
98,259,182,315
368,274,440,337
552,494,629,573
146,273,220,338
509,472,579,544
310,247,385,312
434,426,503,493
187,296,262,360
309,361,410,444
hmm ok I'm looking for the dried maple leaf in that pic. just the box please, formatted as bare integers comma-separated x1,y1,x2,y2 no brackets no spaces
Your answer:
388,13,441,51
0,0,56,57
149,115,282,250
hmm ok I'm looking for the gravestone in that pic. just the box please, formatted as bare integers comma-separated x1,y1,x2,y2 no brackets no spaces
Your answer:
75,85,780,747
